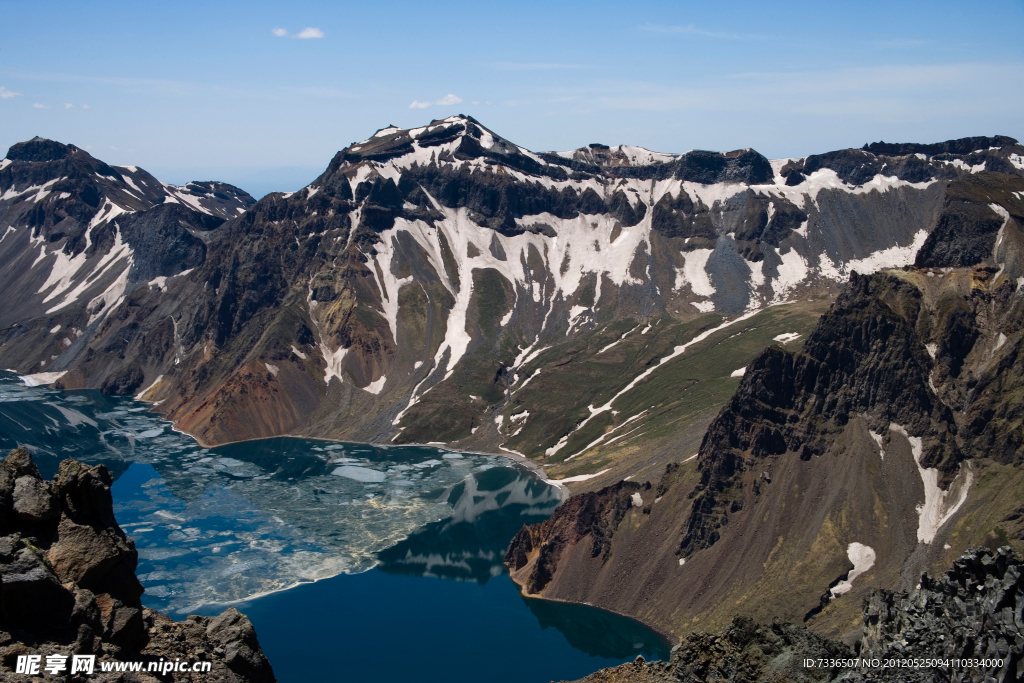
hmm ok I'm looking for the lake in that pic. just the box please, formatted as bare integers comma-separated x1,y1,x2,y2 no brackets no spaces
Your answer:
0,372,670,682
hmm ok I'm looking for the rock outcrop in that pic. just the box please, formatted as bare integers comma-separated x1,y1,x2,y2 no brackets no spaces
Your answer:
0,448,276,682
566,547,1024,683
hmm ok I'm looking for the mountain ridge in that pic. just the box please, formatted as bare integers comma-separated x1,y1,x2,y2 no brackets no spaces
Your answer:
1,121,1021,471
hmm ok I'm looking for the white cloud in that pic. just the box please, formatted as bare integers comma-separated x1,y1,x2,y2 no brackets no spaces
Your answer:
65,103,74,108
295,27,324,39
81,104,90,109
638,23,754,39
272,28,288,37
409,93,463,109
33,103,49,109
490,62,591,71
0,86,21,99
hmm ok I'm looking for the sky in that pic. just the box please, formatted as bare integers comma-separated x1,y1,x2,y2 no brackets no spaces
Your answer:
1,0,1022,198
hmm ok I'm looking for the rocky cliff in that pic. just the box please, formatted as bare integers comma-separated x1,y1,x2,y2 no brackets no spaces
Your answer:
0,447,276,682
2,123,1021,467
502,169,1024,639
565,546,1024,683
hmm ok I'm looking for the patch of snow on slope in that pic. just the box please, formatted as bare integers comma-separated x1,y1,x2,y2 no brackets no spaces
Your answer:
869,430,885,460
557,469,611,483
991,204,1010,274
848,229,930,275
890,423,973,544
598,324,640,354
17,372,67,387
773,332,801,344
829,542,876,597
134,375,164,400
290,345,307,360
363,376,387,395
320,345,348,386
730,367,745,377
630,492,643,507
676,248,715,296
770,248,808,302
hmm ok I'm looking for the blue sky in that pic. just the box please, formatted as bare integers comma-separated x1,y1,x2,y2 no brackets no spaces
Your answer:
2,0,1022,197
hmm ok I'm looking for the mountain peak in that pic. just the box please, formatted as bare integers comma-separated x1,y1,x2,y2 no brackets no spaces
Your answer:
6,137,80,163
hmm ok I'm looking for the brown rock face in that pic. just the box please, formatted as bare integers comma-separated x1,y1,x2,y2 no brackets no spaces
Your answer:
0,447,277,682
505,480,643,595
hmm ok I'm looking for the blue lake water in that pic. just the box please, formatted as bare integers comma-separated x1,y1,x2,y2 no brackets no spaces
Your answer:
0,372,670,682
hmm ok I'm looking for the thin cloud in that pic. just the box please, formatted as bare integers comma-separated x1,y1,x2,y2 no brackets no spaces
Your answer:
33,103,49,109
272,27,324,39
82,104,90,109
409,93,463,109
0,86,22,99
489,62,591,71
65,103,74,108
638,23,756,40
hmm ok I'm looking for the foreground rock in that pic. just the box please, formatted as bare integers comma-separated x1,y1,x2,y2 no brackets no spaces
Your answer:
0,448,276,682
565,547,1023,683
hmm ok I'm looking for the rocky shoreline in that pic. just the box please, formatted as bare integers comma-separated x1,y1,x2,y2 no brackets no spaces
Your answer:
0,447,276,682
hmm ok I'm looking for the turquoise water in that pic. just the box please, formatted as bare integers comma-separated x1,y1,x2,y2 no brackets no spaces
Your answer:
0,372,670,681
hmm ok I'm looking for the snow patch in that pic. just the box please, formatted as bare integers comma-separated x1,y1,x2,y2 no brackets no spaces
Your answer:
830,542,876,597
869,430,885,460
730,367,745,377
630,492,643,508
890,423,973,544
265,363,279,377
134,374,164,400
290,344,307,360
773,332,801,344
676,248,715,296
363,375,387,395
557,469,611,483
17,371,66,387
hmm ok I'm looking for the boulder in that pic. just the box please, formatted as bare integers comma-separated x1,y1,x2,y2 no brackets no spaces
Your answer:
12,476,58,522
0,546,75,633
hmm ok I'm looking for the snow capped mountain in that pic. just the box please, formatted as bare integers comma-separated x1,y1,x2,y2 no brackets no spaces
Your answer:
0,137,254,337
1,120,1021,459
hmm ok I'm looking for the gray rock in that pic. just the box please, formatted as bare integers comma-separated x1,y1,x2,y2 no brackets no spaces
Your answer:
12,476,58,522
3,447,40,479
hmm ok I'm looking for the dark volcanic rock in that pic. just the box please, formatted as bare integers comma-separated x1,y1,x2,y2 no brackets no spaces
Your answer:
679,272,961,557
0,448,277,682
857,546,1024,683
505,480,642,594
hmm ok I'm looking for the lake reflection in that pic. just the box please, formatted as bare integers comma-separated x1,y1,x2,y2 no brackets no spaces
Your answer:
0,373,670,681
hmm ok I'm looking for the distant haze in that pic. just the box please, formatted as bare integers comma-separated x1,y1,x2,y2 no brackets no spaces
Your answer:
148,166,326,200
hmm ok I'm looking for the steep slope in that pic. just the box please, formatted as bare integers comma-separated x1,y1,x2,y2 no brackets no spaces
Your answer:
0,137,254,388
565,547,1024,683
503,172,1024,639
1,122,1021,464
